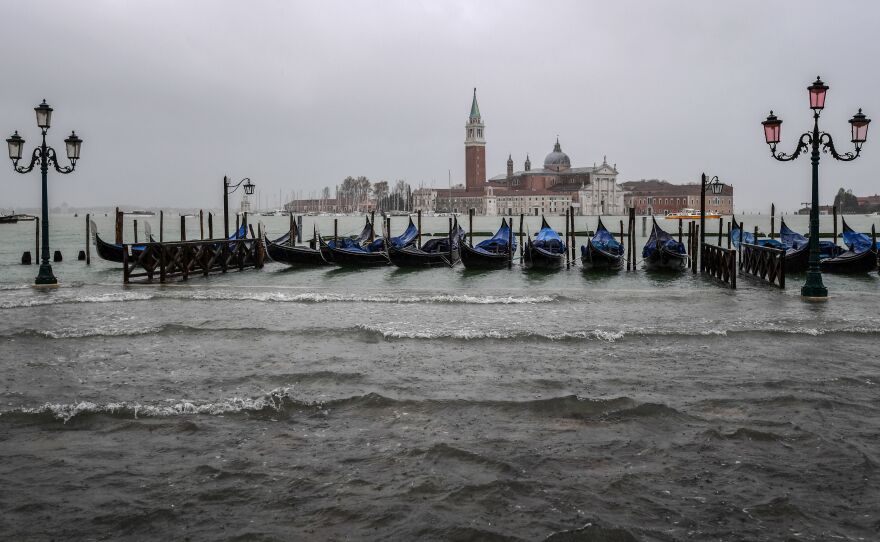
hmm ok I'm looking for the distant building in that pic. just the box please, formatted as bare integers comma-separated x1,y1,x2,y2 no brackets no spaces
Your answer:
422,90,624,216
621,180,734,216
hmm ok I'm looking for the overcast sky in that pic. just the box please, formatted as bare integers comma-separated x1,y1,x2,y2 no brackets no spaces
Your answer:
2,0,878,212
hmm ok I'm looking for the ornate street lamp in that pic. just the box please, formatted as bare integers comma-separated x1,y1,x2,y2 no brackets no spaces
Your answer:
762,76,870,299
223,176,255,238
6,100,82,286
699,173,725,270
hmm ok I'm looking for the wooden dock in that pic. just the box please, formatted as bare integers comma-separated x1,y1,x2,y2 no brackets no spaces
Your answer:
122,237,264,283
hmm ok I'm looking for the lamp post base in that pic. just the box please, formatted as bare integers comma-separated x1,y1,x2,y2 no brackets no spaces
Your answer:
800,281,827,299
34,264,58,286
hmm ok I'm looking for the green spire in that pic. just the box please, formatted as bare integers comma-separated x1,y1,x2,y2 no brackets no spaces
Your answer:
469,87,481,120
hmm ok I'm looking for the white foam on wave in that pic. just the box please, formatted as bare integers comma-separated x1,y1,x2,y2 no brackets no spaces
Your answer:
0,291,154,309
9,387,295,423
173,290,556,305
356,324,626,342
37,325,164,339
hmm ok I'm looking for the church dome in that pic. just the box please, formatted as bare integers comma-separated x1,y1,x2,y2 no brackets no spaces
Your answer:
543,138,571,171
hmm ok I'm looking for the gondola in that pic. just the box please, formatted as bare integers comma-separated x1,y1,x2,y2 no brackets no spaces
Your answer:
523,217,566,270
730,217,785,249
321,217,418,267
388,219,465,268
91,221,162,263
642,217,688,271
264,228,330,266
819,219,878,274
779,219,843,273
459,218,516,269
580,217,623,270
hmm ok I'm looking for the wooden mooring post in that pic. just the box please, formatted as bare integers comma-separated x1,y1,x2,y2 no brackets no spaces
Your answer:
833,205,838,243
518,214,524,263
133,220,138,243
770,203,776,239
180,215,186,241
717,217,723,245
564,209,570,268
200,210,205,239
115,207,123,244
726,221,731,249
159,211,164,243
35,218,39,264
569,205,576,264
84,214,91,265
678,218,683,243
208,212,213,239
468,208,473,247
507,217,513,269
417,209,422,248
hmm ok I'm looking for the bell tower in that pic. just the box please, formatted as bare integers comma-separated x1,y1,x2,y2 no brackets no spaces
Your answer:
465,88,486,191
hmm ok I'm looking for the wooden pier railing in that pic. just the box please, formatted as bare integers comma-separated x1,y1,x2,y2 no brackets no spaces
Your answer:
701,243,736,288
122,238,264,283
739,243,785,289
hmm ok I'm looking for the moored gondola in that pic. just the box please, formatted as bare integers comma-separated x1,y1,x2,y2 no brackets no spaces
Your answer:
523,217,566,270
91,220,164,263
778,219,843,273
642,217,688,271
388,219,464,267
820,219,878,274
321,217,418,267
580,217,623,270
264,228,330,266
459,218,515,269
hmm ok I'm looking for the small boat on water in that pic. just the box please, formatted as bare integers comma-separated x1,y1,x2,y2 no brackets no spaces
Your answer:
581,218,624,270
388,219,464,268
820,219,878,274
460,218,515,269
665,208,721,220
126,210,155,217
642,217,688,271
264,228,330,267
0,213,37,224
779,219,843,273
321,217,418,267
523,217,566,270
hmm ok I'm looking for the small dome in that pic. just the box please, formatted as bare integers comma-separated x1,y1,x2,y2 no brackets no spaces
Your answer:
543,138,571,171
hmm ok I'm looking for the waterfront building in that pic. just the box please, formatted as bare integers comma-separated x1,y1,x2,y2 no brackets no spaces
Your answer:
423,90,625,216
622,179,734,216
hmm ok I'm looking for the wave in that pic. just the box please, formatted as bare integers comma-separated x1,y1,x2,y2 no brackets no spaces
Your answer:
2,392,676,424
0,289,557,309
0,291,154,309
7,320,880,342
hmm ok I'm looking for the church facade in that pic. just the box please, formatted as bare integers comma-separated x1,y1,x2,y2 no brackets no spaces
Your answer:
416,90,625,216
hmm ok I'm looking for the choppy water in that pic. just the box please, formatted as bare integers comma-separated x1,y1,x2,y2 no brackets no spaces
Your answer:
2,214,880,541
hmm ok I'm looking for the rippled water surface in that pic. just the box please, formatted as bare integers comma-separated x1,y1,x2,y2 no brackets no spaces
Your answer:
1,214,879,541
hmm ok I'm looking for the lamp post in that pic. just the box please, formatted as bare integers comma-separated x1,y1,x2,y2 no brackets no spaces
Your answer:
699,173,724,269
223,176,255,239
6,100,82,286
762,76,870,299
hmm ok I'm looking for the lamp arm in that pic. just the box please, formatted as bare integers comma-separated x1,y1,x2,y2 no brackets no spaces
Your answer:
46,146,75,174
819,132,860,162
12,147,41,174
770,132,811,162
227,177,251,194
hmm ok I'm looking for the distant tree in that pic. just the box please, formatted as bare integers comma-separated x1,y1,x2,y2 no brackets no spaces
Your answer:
833,187,860,213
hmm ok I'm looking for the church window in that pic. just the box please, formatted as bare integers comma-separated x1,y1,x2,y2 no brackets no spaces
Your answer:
469,129,473,138
477,129,482,137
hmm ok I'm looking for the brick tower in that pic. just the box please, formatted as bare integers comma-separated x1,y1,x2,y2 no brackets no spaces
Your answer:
464,88,486,191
